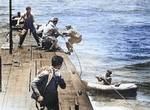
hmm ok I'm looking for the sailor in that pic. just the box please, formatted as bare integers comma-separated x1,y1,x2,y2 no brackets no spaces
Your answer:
103,70,112,85
31,55,66,110
62,25,82,55
16,6,40,47
42,18,63,51
96,70,112,85
36,24,46,38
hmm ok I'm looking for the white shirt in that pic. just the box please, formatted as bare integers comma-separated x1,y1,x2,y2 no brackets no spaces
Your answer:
42,22,61,38
37,24,46,33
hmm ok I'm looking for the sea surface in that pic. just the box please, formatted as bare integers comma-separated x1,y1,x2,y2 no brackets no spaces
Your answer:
0,0,150,110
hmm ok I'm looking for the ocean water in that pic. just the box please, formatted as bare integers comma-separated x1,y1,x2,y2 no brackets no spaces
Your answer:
0,0,150,110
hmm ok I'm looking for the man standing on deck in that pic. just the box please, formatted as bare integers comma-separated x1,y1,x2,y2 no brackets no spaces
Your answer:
31,55,66,110
16,6,40,47
42,18,63,51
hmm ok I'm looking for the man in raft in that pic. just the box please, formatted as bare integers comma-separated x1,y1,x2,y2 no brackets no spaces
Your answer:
96,70,112,85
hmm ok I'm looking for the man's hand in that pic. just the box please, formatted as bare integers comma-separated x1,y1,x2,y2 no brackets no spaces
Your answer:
37,96,43,102
61,32,69,36
54,70,61,76
16,23,19,26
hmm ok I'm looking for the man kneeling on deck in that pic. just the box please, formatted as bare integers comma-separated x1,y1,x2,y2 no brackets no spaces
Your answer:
42,18,63,51
31,55,66,110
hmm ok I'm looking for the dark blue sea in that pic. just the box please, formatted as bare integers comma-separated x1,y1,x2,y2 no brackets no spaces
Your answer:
0,0,150,109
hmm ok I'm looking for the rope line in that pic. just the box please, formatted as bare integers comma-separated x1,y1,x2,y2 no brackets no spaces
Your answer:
62,37,83,78
62,36,137,110
102,78,137,110
78,50,137,110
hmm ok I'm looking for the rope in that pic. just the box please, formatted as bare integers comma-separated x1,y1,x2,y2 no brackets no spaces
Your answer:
62,37,83,78
73,49,83,78
101,77,137,110
62,36,137,110
79,52,137,110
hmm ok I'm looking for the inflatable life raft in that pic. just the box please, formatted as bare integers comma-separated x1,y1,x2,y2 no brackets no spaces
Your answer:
83,81,138,94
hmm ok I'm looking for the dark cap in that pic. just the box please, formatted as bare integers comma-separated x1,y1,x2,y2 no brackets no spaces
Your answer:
107,70,112,74
26,6,31,10
52,18,58,22
106,70,112,77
